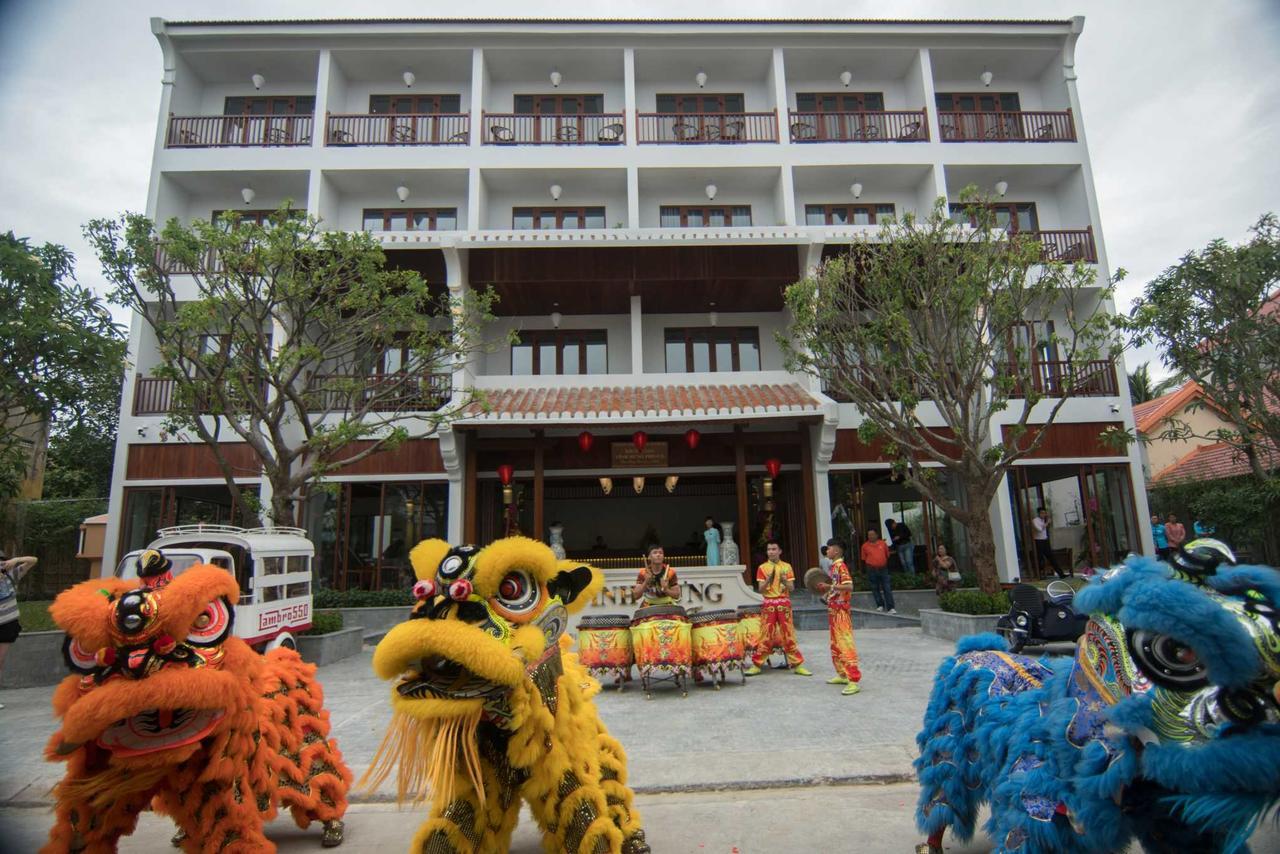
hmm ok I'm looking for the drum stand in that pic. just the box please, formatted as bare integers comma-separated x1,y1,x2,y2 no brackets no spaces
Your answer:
641,666,689,700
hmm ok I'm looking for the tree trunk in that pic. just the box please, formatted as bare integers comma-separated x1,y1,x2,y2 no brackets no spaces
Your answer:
964,490,1002,596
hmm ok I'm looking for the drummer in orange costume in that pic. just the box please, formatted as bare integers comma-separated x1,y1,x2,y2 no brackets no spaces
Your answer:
632,544,681,606
815,537,863,695
743,540,812,677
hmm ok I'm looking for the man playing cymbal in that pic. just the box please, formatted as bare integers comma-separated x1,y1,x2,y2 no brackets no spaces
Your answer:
632,544,681,607
744,539,811,677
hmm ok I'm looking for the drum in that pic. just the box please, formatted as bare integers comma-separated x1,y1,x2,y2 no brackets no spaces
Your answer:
736,605,763,661
690,609,743,688
629,605,691,698
575,615,633,690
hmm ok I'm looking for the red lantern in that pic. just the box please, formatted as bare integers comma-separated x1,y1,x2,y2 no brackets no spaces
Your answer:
497,464,514,485
765,458,782,479
684,428,701,450
577,431,594,453
632,431,648,452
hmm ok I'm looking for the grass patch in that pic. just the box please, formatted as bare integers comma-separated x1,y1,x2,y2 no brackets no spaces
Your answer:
17,600,57,631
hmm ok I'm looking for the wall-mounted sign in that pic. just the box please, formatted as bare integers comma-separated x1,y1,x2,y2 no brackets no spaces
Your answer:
610,441,668,468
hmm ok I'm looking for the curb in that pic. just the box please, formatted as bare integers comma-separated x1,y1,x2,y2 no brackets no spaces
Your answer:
0,771,919,809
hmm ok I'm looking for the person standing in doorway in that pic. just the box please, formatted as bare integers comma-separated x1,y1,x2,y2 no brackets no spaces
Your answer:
743,540,810,677
860,529,896,613
1164,514,1187,553
703,516,721,566
1151,514,1169,560
815,538,862,695
631,545,681,606
886,518,916,573
0,550,38,705
1033,507,1067,579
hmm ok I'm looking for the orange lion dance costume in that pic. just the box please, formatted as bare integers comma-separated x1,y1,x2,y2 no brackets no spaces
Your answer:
43,561,351,853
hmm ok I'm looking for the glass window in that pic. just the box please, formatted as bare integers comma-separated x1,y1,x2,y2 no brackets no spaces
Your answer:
388,211,409,231
562,344,581,375
739,338,761,371
714,340,733,369
730,206,752,226
363,210,384,231
286,555,308,574
585,340,607,373
512,343,533,375
512,208,535,229
660,207,682,228
686,209,704,227
806,207,827,226
691,340,711,372
665,340,686,371
665,328,761,372
435,209,458,230
261,583,282,602
562,210,580,230
584,208,605,229
537,342,557,374
286,582,310,599
852,208,871,225
707,208,726,227
261,556,284,575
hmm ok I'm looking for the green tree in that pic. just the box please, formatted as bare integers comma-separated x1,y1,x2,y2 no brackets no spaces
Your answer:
1126,213,1280,481
1127,360,1181,405
86,206,500,525
782,194,1117,594
0,232,126,502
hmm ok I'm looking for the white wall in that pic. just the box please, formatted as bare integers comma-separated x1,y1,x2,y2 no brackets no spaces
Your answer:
485,78,625,113
634,78,775,112
784,74,913,110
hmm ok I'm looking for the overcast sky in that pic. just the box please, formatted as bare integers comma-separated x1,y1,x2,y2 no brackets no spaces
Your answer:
1,0,1277,378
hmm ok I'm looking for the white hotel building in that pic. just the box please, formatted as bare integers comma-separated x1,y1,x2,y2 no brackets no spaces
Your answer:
105,16,1154,588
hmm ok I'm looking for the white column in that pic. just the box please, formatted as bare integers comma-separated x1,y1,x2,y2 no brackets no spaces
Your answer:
467,167,483,232
441,243,475,387
145,18,176,219
770,48,790,147
312,49,333,152
623,47,637,148
438,424,465,544
469,49,485,150
990,477,1021,583
101,314,145,574
626,166,640,229
776,166,797,226
915,48,943,147
630,294,643,375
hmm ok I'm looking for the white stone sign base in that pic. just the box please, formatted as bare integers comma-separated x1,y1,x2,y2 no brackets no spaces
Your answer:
581,564,762,616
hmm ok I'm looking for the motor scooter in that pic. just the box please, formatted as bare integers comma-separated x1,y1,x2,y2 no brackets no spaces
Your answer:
995,579,1089,653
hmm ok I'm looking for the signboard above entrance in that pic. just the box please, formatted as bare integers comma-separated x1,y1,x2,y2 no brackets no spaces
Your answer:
611,441,668,468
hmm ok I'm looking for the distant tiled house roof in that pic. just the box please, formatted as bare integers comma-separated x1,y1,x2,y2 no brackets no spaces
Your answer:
1152,440,1280,485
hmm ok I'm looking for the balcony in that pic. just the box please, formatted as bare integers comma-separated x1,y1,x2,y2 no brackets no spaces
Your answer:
636,111,778,144
326,113,469,146
787,109,929,143
1012,360,1118,398
132,377,265,415
937,110,1075,142
480,113,626,145
166,114,314,148
1030,228,1097,263
133,374,450,416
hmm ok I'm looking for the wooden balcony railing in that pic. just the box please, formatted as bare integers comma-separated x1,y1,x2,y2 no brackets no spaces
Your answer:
937,109,1075,142
1012,360,1118,398
134,377,177,415
481,113,626,145
306,373,451,412
1029,228,1097,263
787,109,929,142
166,114,315,147
326,113,470,145
636,111,779,144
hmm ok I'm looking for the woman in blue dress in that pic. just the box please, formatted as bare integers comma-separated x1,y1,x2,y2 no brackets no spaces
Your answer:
703,516,721,566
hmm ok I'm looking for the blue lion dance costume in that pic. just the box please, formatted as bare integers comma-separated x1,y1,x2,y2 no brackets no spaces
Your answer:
915,540,1280,853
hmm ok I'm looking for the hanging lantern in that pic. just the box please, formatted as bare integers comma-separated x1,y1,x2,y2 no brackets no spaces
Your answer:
577,430,594,453
664,475,679,494
684,428,701,450
632,477,646,494
763,457,782,498
598,477,613,496
498,463,515,505
632,431,648,452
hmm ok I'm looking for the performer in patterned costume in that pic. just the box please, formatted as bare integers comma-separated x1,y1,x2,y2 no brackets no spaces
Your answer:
631,544,680,606
743,540,811,677
42,554,349,853
815,538,862,695
915,541,1280,853
366,536,649,853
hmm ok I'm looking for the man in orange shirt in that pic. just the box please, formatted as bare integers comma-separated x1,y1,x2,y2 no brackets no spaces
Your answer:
815,537,862,695
860,528,896,614
743,540,811,677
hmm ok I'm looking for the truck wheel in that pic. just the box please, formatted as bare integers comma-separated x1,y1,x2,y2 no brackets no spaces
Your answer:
264,633,296,653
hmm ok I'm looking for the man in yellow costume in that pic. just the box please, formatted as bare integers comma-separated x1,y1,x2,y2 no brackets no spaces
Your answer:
744,539,812,677
816,537,863,695
631,544,681,606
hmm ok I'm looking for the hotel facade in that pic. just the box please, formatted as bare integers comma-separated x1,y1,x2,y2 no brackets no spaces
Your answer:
104,16,1154,589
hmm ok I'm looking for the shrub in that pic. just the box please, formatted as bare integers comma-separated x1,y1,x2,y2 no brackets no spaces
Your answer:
18,600,56,631
939,590,1010,615
303,611,344,636
314,588,414,609
851,570,978,592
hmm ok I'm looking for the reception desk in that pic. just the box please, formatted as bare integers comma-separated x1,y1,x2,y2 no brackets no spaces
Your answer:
580,564,763,616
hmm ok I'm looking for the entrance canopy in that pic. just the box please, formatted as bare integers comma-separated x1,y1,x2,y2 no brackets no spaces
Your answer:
461,381,824,426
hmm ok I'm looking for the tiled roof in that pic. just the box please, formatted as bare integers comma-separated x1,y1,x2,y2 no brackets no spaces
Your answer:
1152,441,1280,485
1133,381,1202,433
466,383,822,423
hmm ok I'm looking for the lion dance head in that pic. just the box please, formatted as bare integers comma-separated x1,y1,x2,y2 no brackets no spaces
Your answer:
367,535,650,853
44,562,350,852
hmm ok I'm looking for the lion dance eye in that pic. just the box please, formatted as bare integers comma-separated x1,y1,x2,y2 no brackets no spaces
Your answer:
187,597,233,647
494,570,540,616
1127,629,1209,691
413,579,437,600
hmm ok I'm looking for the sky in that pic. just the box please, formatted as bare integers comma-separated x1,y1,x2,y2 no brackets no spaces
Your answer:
1,0,1277,379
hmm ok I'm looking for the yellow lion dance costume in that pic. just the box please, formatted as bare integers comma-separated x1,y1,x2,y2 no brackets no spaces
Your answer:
366,536,650,853
43,561,351,853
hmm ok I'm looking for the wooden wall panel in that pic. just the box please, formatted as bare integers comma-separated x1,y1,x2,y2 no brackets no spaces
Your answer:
127,443,261,480
830,428,960,464
476,429,804,473
1002,422,1125,459
333,439,446,475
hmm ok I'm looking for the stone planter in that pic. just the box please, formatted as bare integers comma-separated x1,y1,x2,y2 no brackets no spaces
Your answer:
0,630,68,688
918,608,1002,643
321,606,410,641
296,626,364,666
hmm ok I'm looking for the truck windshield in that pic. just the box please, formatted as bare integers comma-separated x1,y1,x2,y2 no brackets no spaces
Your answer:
116,552,233,579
